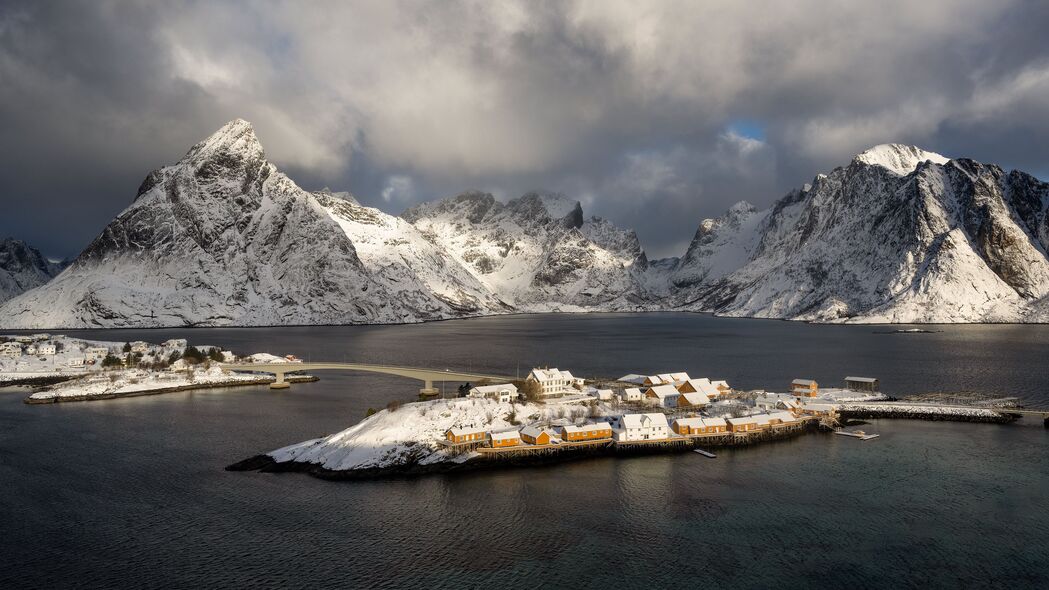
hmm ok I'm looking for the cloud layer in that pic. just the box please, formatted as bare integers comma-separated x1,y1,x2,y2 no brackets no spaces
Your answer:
2,0,1047,258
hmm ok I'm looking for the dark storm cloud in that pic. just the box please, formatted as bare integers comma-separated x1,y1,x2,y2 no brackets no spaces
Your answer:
2,1,1048,260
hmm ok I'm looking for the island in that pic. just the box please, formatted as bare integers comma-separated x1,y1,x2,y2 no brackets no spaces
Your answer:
0,334,315,403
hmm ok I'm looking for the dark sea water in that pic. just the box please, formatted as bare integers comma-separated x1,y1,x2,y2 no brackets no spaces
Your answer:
2,313,1048,588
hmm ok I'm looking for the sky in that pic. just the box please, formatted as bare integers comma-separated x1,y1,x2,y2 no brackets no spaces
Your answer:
1,1,1048,260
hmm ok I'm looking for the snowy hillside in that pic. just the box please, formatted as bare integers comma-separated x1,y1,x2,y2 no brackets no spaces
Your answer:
670,144,1049,323
269,397,604,472
0,238,66,303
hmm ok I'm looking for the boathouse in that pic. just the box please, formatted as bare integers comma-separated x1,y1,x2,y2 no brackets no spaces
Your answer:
726,416,760,432
791,379,819,397
671,417,706,435
711,380,732,395
844,376,880,392
445,426,486,444
677,378,720,398
488,430,521,448
561,422,613,442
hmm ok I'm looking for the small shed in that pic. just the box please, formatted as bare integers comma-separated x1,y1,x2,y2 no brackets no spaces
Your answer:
560,422,613,442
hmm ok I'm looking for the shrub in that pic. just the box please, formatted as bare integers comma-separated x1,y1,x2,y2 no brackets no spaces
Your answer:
386,400,402,412
101,354,123,368
366,408,378,417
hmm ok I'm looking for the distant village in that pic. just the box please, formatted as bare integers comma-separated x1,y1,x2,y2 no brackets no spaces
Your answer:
441,367,884,453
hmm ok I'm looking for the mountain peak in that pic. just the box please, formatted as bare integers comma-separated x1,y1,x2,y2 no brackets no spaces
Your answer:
183,118,264,163
853,144,949,176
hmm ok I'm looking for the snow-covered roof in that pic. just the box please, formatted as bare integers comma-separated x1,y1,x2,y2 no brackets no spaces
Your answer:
792,379,817,386
669,372,690,381
622,413,669,429
489,430,520,441
520,425,554,438
447,425,485,436
726,416,759,425
844,376,878,383
618,374,645,384
562,422,611,434
768,411,797,422
529,367,576,381
647,384,679,399
703,417,727,427
711,380,730,389
673,417,705,428
623,387,642,397
679,392,710,406
470,383,518,395
680,378,720,397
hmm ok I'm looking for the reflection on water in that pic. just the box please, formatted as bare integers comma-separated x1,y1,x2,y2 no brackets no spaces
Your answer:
1,314,1047,588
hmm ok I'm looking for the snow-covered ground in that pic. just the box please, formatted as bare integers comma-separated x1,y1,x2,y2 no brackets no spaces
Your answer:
26,366,276,402
269,397,615,472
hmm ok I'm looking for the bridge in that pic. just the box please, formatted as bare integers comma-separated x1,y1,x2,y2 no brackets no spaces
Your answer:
218,362,514,395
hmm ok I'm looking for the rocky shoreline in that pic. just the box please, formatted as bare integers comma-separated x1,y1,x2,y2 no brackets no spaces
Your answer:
837,406,1015,424
24,375,318,404
227,421,819,481
0,375,80,388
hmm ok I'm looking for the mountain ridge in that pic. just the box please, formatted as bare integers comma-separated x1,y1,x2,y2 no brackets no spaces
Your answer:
2,119,1046,327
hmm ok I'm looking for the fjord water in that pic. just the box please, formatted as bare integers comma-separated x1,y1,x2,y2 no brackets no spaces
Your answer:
2,313,1048,588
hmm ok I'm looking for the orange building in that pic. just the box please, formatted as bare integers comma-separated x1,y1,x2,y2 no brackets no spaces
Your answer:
488,430,521,448
520,425,554,445
445,426,486,444
560,422,612,442
791,379,819,397
726,416,759,432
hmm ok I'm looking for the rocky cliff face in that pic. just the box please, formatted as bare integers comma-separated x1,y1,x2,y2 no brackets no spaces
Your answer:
0,238,66,303
670,144,1049,323
403,191,651,311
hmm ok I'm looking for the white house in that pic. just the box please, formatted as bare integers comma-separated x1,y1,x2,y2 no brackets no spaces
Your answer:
468,383,520,403
13,336,33,343
616,413,670,442
590,388,613,401
84,347,110,360
0,342,22,358
645,384,680,408
621,387,643,402
37,344,57,355
67,357,85,367
527,368,583,397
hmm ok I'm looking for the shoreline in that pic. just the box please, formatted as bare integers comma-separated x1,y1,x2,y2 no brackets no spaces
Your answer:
23,375,319,404
2,309,1048,332
228,421,822,481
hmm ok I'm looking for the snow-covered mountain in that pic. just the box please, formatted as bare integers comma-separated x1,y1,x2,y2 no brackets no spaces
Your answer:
0,238,67,303
0,120,507,328
670,144,1049,323
2,120,1046,328
403,191,651,311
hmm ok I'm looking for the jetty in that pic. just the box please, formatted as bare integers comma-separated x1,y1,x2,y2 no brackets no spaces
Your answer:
834,430,880,441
